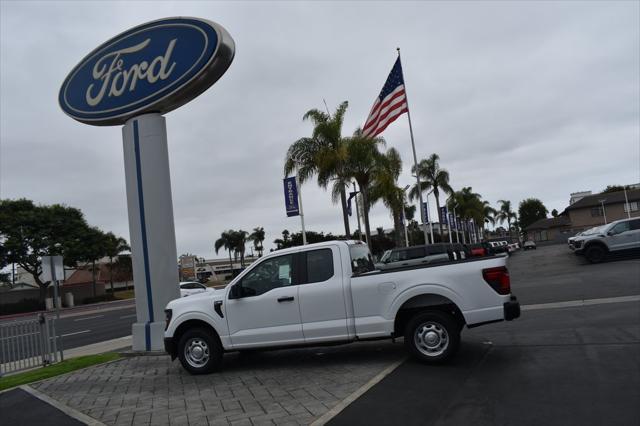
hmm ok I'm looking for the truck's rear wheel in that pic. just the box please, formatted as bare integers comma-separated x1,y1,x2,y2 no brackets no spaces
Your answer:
585,245,606,263
405,311,460,363
178,327,223,374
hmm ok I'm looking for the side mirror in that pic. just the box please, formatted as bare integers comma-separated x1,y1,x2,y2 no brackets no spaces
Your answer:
230,284,242,299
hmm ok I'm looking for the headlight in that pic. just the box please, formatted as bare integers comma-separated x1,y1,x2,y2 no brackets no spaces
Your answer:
164,309,172,330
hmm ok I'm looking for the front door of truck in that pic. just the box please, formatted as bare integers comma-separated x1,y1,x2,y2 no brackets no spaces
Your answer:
226,253,304,348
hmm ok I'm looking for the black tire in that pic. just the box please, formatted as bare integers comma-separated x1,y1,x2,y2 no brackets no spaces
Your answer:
404,311,460,364
585,245,607,264
177,327,223,374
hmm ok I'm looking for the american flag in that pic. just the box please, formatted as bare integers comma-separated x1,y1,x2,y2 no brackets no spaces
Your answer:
362,58,408,138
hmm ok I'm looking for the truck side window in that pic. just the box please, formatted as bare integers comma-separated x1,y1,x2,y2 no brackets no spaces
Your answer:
239,254,293,297
304,249,334,284
407,247,425,259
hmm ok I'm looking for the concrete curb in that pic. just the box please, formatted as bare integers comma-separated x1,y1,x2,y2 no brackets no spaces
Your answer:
20,384,106,426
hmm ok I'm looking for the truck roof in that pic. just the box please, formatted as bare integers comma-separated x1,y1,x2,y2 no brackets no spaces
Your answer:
268,239,365,256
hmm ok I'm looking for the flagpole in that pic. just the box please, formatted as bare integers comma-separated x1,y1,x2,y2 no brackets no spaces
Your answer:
397,48,429,246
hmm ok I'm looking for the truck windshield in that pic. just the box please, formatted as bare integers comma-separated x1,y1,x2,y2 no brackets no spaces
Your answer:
379,250,391,263
349,244,375,274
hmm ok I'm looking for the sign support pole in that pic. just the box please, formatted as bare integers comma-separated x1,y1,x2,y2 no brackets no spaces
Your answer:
123,113,180,351
297,176,307,245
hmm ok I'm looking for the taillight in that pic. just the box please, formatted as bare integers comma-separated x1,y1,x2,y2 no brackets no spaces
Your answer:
482,266,511,295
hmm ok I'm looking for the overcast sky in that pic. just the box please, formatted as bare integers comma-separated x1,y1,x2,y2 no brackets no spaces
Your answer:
1,1,639,258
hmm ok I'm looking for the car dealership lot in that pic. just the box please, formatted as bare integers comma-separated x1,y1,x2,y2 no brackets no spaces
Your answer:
22,244,640,425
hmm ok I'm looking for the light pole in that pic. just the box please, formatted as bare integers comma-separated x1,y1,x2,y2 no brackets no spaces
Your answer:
599,199,607,224
426,189,434,244
353,182,363,241
401,185,410,247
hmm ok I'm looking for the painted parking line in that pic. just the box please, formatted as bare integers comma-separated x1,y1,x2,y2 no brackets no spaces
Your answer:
522,294,640,311
73,315,104,322
311,357,406,426
61,330,91,337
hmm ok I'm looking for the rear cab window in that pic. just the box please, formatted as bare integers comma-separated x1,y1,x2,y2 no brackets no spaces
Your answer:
349,244,375,274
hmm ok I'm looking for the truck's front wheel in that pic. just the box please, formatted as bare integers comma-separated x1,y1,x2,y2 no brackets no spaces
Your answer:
178,327,223,374
405,311,460,363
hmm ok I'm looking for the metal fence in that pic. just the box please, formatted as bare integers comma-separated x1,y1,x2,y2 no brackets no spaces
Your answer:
0,314,63,377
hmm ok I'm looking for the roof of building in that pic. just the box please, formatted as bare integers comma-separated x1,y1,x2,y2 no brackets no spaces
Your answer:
524,215,571,231
565,189,640,211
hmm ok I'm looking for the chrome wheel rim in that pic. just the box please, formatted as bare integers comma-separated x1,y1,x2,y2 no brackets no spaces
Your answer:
414,321,449,357
184,338,210,368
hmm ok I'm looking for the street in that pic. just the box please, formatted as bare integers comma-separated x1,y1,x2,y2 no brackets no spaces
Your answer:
3,243,634,426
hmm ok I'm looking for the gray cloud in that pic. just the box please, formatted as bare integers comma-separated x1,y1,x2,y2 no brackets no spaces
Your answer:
1,1,638,258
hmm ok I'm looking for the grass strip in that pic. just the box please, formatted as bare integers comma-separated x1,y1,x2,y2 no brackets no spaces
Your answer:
0,353,120,391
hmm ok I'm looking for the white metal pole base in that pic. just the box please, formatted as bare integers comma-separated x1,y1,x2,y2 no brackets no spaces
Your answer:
122,113,181,351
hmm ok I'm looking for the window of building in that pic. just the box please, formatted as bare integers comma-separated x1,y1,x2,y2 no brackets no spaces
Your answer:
623,202,639,213
304,249,334,284
591,207,604,217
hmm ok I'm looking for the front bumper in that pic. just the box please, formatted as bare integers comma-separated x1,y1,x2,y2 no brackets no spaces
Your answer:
504,296,520,321
164,337,177,360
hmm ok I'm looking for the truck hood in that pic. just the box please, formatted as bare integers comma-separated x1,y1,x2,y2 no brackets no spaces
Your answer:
166,287,225,309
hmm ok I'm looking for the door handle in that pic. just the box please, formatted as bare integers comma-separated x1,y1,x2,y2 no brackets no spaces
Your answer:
277,296,295,302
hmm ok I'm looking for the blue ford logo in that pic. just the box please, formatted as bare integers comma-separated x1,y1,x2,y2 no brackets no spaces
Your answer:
59,17,235,126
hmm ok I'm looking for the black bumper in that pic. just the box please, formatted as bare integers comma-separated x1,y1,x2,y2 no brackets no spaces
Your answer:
164,337,177,360
504,296,520,321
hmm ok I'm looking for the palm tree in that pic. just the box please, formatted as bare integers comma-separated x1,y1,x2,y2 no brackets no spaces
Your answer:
409,153,453,238
248,227,265,257
214,230,235,273
230,230,249,267
369,147,405,247
481,201,497,238
496,200,518,238
103,233,130,294
341,128,386,249
284,101,351,236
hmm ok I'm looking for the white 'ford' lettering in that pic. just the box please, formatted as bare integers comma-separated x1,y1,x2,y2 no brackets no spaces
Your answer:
85,38,177,107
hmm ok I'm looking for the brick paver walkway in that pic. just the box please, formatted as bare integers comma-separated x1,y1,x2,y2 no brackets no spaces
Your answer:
33,341,404,425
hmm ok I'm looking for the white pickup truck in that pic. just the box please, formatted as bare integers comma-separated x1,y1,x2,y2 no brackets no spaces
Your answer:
164,240,520,374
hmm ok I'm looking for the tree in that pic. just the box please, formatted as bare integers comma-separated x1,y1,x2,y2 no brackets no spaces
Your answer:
230,230,249,267
496,200,518,238
551,209,559,217
447,187,484,242
369,147,405,247
103,233,130,294
518,198,548,230
284,101,351,236
602,185,631,193
248,227,266,257
74,226,109,297
409,154,453,238
341,129,387,249
214,231,235,273
0,199,101,302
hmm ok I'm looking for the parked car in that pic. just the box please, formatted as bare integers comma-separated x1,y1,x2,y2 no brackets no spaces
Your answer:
375,243,453,270
488,241,509,254
568,227,600,251
523,240,536,250
507,242,520,253
469,242,494,257
573,218,640,263
179,281,209,297
164,240,520,374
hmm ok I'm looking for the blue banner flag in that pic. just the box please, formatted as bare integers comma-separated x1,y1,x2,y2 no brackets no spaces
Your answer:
448,213,456,230
422,202,429,223
283,177,300,217
439,206,448,224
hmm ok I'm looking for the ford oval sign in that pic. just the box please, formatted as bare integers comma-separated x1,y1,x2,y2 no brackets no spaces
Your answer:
59,17,235,126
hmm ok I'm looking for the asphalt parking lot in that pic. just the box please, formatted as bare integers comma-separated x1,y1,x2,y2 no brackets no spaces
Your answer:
9,244,640,425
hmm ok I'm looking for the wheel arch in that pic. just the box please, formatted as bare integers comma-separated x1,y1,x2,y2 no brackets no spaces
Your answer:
393,293,465,337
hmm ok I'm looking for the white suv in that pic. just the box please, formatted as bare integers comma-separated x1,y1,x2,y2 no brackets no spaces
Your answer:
573,217,640,263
